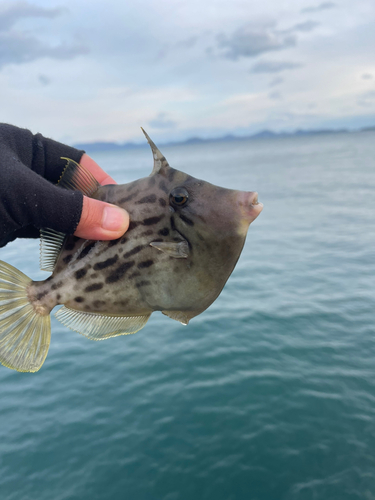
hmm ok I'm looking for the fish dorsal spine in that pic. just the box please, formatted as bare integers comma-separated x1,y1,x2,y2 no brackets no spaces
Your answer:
141,128,171,176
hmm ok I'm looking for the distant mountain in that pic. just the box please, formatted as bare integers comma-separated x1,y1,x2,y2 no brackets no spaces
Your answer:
74,125,373,153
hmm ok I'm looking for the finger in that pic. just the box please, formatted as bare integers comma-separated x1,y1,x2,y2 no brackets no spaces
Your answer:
74,196,129,240
79,153,117,185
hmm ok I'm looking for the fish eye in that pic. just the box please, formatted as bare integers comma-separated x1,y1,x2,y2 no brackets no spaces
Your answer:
170,187,189,207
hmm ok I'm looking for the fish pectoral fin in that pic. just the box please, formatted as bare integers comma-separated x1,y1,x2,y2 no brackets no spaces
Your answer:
150,240,189,259
40,228,67,272
162,310,192,325
55,306,151,340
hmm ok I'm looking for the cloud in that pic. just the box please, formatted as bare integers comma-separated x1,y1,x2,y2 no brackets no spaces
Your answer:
362,73,373,80
250,61,303,73
286,21,320,33
0,2,88,69
149,112,177,129
0,32,88,69
269,77,284,87
217,23,296,60
38,74,51,86
301,2,336,14
357,90,375,107
0,1,63,32
268,91,282,100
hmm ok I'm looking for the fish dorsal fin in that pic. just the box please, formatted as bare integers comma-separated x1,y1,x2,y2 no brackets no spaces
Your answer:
40,228,67,272
150,240,189,258
55,306,151,340
59,158,100,195
39,158,101,272
141,128,171,175
162,310,192,325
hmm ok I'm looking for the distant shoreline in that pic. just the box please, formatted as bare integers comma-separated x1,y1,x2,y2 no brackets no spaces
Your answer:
74,125,375,153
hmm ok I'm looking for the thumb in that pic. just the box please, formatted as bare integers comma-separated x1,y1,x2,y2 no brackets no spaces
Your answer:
74,196,129,240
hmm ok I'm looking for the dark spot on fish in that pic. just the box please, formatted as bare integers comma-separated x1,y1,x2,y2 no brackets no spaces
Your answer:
85,283,103,292
159,227,169,236
170,216,176,231
119,191,139,204
36,291,48,300
63,254,73,264
136,280,151,288
121,237,128,244
90,273,98,279
168,169,176,182
56,294,61,300
128,271,141,279
136,194,157,204
106,261,135,284
108,238,121,247
74,296,84,303
93,255,119,270
148,176,156,187
159,197,166,207
114,300,129,307
65,241,75,251
126,221,139,232
75,269,87,280
138,260,154,269
143,215,164,226
77,241,96,260
85,305,92,311
179,214,194,226
127,183,136,192
93,300,106,308
159,180,169,194
139,229,153,237
51,281,63,290
123,245,145,259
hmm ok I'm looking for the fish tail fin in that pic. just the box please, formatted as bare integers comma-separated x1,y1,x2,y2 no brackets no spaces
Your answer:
0,261,51,373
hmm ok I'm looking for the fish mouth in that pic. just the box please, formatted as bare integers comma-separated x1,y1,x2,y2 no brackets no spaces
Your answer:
238,191,263,223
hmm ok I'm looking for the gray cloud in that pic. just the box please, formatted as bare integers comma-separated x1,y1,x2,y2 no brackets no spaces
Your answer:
217,24,296,60
0,1,63,32
362,73,373,80
149,113,177,129
287,21,320,33
250,61,303,73
0,32,88,69
269,76,284,87
38,74,51,85
0,2,88,69
268,91,282,100
301,2,336,14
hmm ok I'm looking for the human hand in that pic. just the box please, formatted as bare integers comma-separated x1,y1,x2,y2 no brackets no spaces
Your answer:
74,154,129,240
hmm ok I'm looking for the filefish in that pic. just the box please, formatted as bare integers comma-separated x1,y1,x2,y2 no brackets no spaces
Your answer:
0,129,263,373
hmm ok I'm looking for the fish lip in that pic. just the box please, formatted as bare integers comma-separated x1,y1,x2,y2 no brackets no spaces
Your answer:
238,191,263,222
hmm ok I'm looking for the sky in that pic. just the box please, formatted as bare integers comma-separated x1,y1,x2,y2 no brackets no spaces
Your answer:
0,0,374,144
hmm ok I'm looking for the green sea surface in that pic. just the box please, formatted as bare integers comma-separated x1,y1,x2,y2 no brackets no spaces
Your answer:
0,131,374,500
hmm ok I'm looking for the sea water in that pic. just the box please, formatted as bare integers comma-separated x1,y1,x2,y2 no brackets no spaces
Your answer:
0,131,374,500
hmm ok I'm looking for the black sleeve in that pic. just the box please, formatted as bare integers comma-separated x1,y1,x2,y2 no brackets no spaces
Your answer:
0,123,86,247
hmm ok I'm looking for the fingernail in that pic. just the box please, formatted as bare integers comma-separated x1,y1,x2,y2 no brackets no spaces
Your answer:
102,206,127,231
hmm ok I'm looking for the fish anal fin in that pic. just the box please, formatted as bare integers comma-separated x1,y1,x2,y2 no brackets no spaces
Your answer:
162,310,192,325
55,306,151,340
59,158,100,196
150,240,189,259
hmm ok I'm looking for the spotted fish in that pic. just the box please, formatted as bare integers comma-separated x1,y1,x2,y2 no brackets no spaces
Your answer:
0,129,263,372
